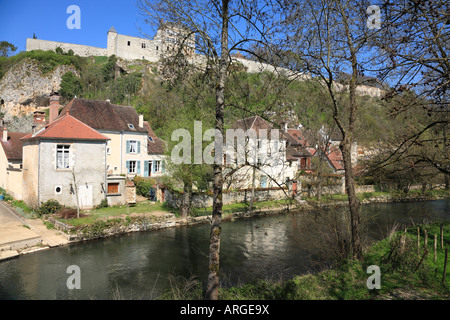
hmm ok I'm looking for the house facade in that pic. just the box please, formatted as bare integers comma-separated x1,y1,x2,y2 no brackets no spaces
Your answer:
20,113,110,209
57,97,166,180
0,126,27,200
223,116,299,190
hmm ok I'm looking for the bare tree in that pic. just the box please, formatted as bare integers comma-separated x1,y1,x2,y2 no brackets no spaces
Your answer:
368,0,450,189
278,0,384,259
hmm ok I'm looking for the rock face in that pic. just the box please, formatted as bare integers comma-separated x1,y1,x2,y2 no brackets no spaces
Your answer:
0,58,78,122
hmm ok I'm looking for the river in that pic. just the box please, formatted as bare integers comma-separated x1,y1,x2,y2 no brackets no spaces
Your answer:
0,199,448,300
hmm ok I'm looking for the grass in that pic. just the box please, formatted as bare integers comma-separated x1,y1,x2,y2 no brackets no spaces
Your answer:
58,201,173,227
305,189,450,204
191,199,290,217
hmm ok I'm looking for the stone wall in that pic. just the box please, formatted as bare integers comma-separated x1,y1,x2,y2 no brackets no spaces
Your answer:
26,38,107,57
165,187,289,208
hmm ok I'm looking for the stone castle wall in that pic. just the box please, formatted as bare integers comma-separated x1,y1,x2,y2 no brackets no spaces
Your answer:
26,38,107,57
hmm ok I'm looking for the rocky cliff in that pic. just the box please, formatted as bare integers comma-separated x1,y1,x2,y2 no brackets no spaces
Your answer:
0,58,78,130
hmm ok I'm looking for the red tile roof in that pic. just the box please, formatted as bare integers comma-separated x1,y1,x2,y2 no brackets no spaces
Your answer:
143,121,165,155
21,113,110,141
325,145,344,171
287,129,310,147
0,127,28,160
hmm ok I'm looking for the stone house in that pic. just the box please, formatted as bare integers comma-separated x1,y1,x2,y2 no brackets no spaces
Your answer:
57,96,166,179
20,113,110,209
223,115,299,190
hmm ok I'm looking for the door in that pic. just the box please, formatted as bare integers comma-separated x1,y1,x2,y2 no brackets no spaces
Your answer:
78,184,93,209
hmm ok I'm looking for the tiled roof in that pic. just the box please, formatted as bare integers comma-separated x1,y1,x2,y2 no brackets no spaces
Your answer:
58,98,148,133
143,121,165,155
325,145,344,171
286,145,313,161
0,127,27,160
21,113,110,141
287,129,310,147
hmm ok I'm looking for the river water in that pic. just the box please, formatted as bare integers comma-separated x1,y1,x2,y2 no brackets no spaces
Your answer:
0,200,448,300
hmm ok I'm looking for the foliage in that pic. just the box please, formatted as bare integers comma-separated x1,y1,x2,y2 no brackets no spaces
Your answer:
0,49,87,80
95,199,108,209
60,71,82,99
37,199,62,217
0,188,13,201
11,200,34,214
0,41,17,57
133,176,157,197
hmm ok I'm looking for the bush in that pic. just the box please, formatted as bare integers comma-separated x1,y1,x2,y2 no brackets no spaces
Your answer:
0,187,13,201
96,199,108,209
37,199,61,216
60,71,82,99
134,176,156,198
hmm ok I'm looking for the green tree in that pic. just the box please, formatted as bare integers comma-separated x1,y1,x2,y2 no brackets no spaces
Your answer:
0,41,17,57
60,71,82,99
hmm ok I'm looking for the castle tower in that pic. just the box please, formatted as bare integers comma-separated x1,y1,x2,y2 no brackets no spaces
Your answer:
107,26,118,57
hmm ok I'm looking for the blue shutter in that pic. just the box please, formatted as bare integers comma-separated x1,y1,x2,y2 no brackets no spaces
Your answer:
126,140,130,154
144,160,149,177
137,161,141,174
137,141,141,154
126,160,130,173
152,160,156,173
161,160,165,173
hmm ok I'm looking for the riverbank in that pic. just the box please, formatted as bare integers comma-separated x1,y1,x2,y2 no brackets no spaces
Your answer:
1,189,449,261
158,221,450,300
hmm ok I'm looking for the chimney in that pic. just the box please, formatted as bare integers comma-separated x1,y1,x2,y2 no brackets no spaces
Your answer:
139,114,144,128
32,110,47,133
2,126,7,142
49,92,60,124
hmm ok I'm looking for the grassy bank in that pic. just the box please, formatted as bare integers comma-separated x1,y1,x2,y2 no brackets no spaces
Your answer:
159,222,450,300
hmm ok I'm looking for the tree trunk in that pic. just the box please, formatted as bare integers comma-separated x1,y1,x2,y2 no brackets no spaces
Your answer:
249,165,256,212
341,139,361,259
338,2,362,260
180,182,191,218
206,0,229,301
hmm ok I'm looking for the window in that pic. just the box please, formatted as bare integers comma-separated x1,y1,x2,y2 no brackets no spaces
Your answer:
156,46,158,51
128,124,135,130
128,160,137,174
141,43,146,49
148,136,153,142
55,185,62,194
107,183,119,194
127,140,139,154
127,41,131,46
106,140,111,155
56,145,70,169
154,160,161,172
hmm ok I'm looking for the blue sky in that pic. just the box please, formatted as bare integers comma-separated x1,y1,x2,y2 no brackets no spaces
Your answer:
0,0,152,54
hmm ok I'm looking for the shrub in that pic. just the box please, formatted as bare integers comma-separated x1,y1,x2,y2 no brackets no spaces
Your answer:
37,199,61,216
60,71,82,99
12,200,33,213
96,199,108,209
134,176,156,198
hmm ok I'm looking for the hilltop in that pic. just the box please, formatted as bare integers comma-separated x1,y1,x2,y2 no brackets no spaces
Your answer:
0,49,389,145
